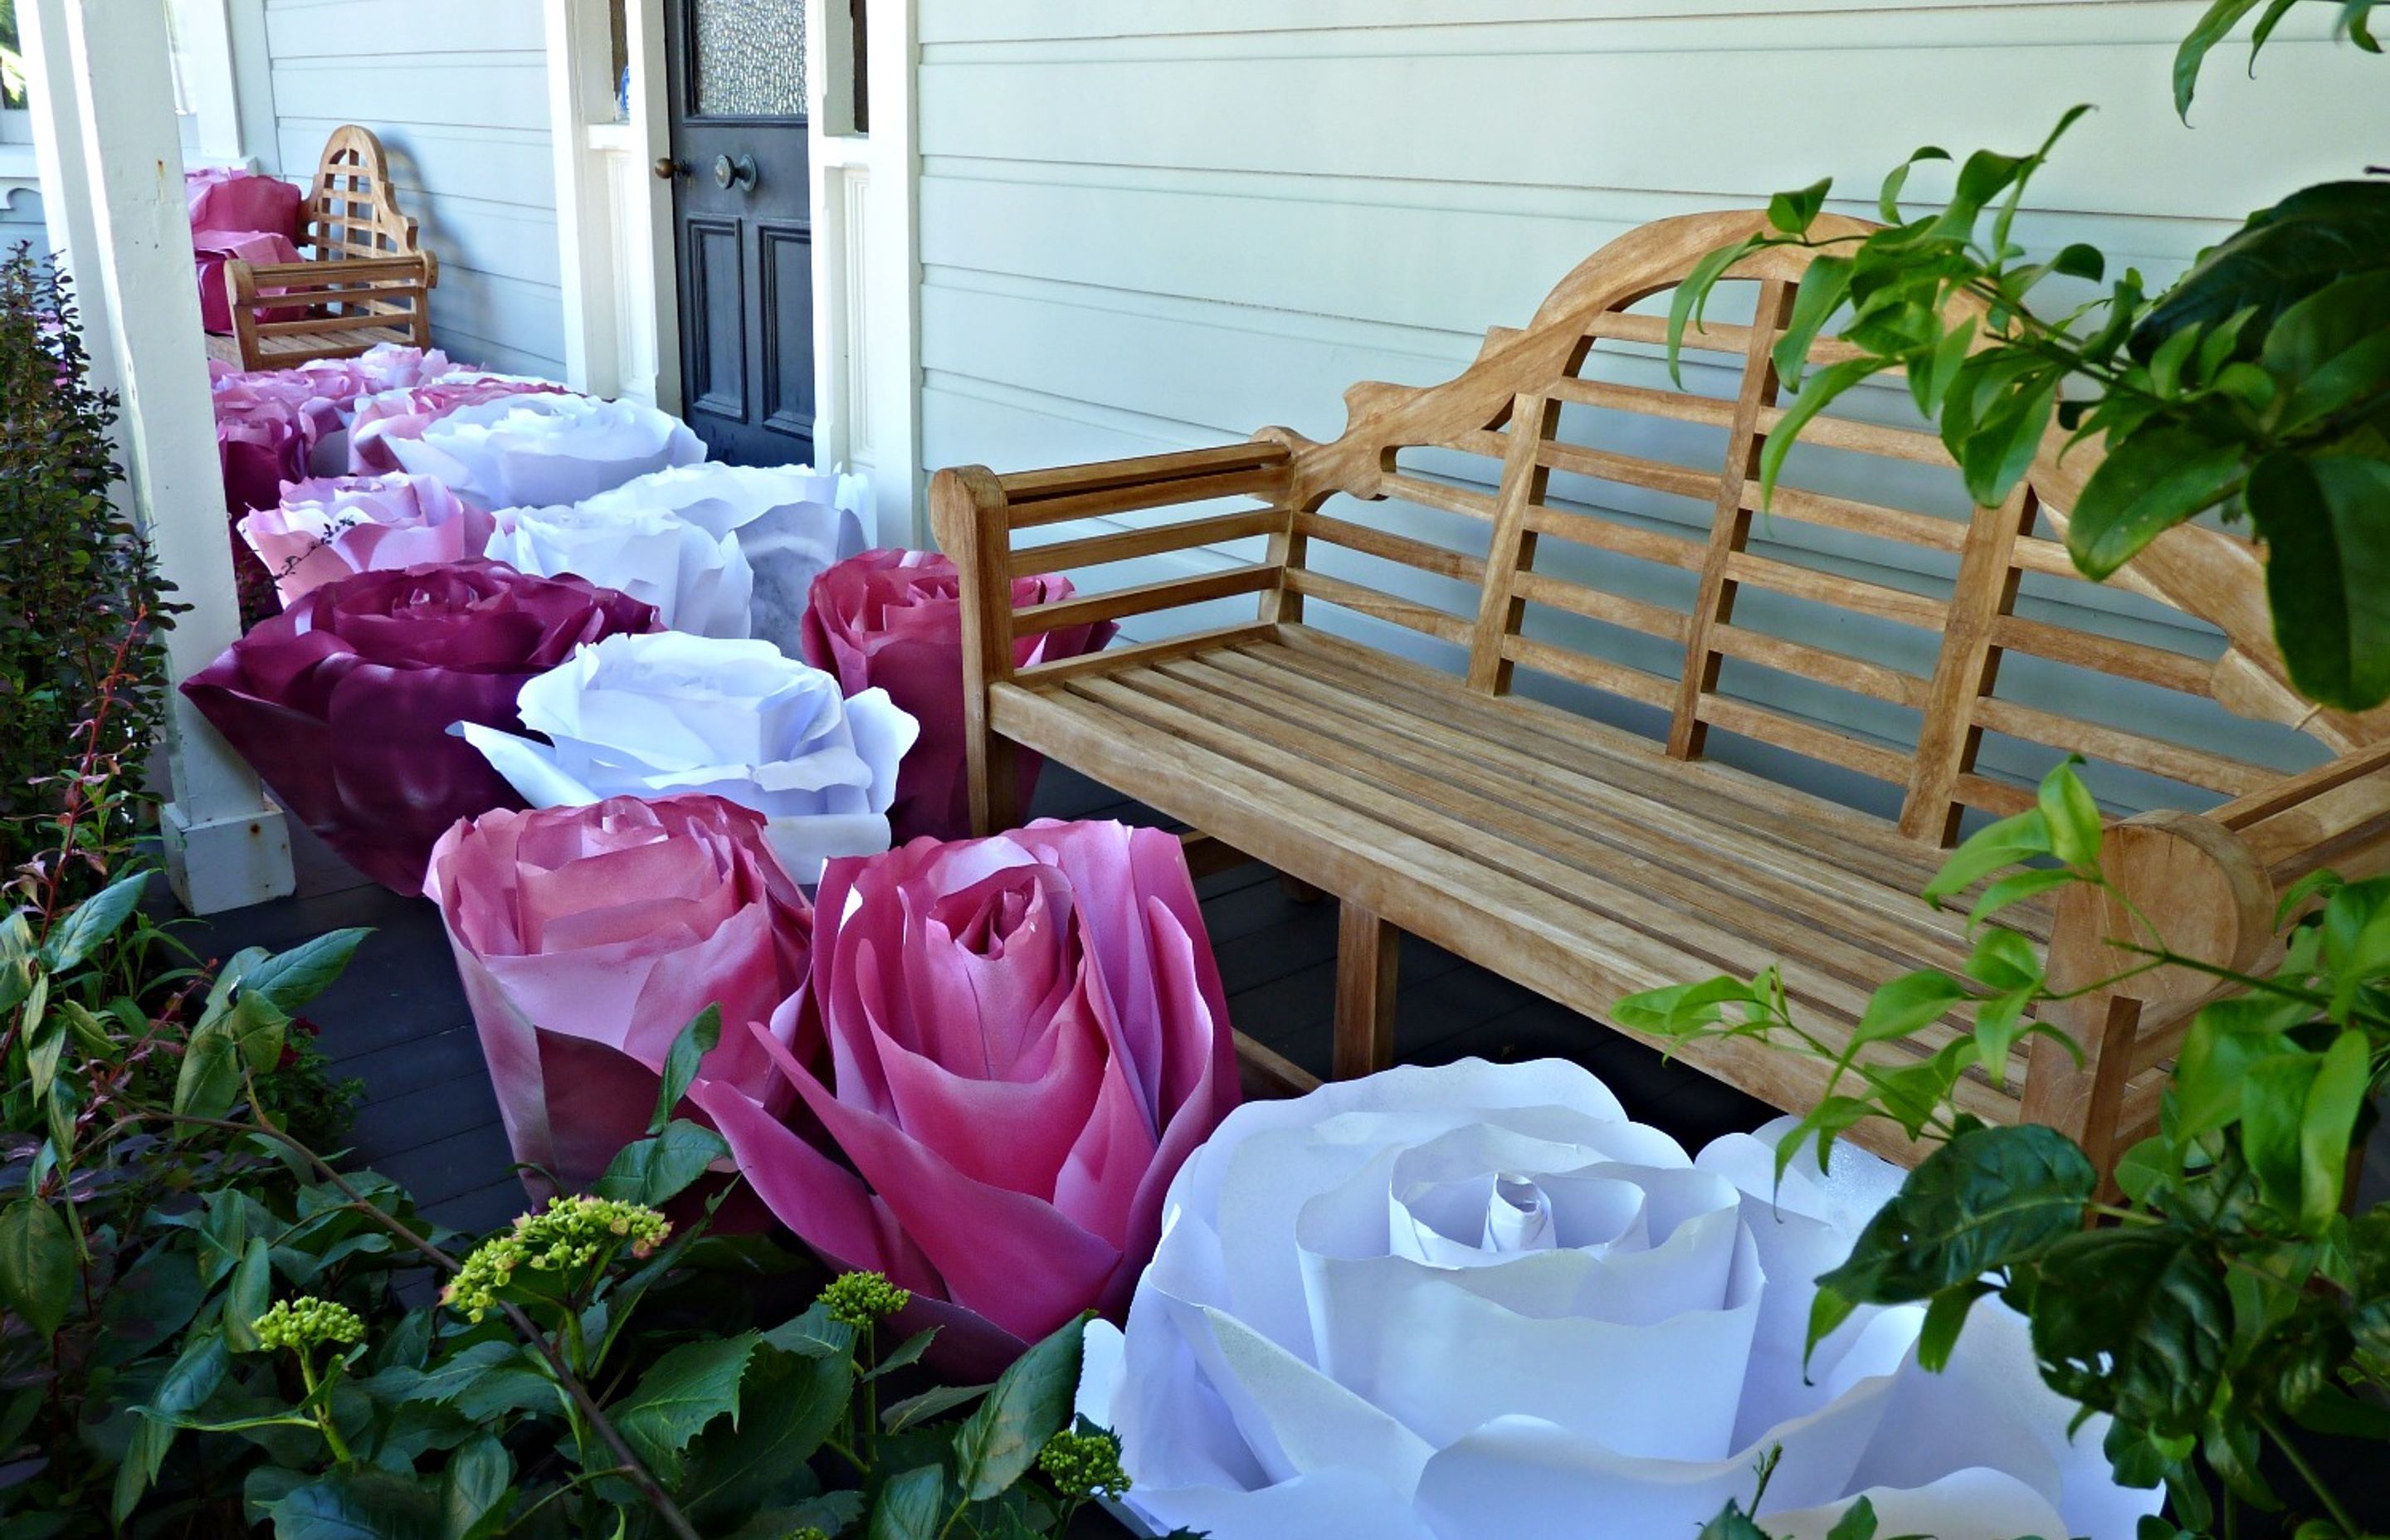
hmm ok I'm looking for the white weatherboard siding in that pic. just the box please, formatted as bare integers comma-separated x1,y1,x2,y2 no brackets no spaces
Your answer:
264,0,565,378
916,0,2388,819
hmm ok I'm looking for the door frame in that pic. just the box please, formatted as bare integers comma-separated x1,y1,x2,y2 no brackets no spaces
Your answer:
542,0,922,547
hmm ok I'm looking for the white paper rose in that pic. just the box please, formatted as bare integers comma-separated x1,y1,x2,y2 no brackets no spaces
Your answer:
390,394,705,509
580,462,870,647
1076,1060,2158,1540
456,631,919,884
484,501,755,639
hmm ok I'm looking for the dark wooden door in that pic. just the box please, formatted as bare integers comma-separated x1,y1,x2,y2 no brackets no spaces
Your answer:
663,0,815,466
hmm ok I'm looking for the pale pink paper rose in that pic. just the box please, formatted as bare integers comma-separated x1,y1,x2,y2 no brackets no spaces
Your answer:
238,473,497,607
800,549,1115,841
690,819,1241,1377
349,375,571,475
424,794,814,1199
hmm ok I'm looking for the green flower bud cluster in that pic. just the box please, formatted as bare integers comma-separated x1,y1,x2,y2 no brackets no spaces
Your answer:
1036,1428,1131,1501
441,1195,671,1321
783,1529,831,1540
251,1295,366,1353
819,1270,911,1328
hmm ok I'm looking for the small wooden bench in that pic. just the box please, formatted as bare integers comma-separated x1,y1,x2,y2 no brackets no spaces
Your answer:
205,125,439,371
930,210,2390,1169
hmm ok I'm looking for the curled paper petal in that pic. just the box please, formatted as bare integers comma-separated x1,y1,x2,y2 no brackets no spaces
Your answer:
1080,1066,2160,1540
391,393,705,509
349,373,570,475
800,549,1115,842
583,462,871,651
186,168,303,238
179,559,662,891
456,631,917,885
211,346,458,512
425,794,812,1199
239,473,496,608
689,819,1241,1378
485,501,755,639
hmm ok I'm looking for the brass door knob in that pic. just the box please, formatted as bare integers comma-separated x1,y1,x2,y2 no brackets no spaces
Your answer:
651,157,686,180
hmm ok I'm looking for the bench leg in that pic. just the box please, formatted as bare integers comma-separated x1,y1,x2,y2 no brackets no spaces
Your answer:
2018,992,2141,1181
1334,902,1400,1079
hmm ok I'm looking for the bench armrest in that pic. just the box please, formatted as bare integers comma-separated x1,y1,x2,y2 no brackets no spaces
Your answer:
2212,739,2390,885
225,251,441,305
928,443,1295,832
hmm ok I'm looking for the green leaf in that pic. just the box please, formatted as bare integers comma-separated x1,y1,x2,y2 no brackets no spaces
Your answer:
267,1469,444,1540
1696,1501,1773,1540
2036,763,2102,866
1816,1124,2095,1313
1666,236,1764,387
440,1433,510,1540
364,1340,528,1407
2238,1049,2318,1220
591,1118,731,1206
117,1330,232,1522
611,1331,760,1482
763,1299,861,1361
1877,146,1949,223
867,1327,943,1381
2246,452,2390,712
868,1465,949,1540
952,1315,1086,1501
0,1198,74,1339
2012,1226,2231,1437
2263,270,2390,432
882,1382,993,1434
238,928,370,1013
1917,1280,1997,1373
2065,418,2247,581
1767,177,1832,235
223,1237,273,1353
1826,1495,1883,1540
678,1343,854,1528
2173,0,2266,118
1770,255,1855,391
2296,1027,2370,1231
1966,867,2076,933
1851,970,1969,1050
651,1005,724,1134
2133,181,2390,361
1612,975,1763,1039
38,871,147,972
1756,358,1888,508
2172,998,2304,1138
1922,810,2052,904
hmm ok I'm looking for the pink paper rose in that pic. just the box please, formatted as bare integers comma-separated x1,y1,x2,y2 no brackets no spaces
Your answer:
800,549,1115,841
349,375,571,475
238,473,498,608
691,819,1241,1376
426,794,814,1199
180,559,662,891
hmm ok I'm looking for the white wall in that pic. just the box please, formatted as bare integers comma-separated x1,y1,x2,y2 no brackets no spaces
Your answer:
914,0,2388,814
0,188,47,258
264,0,566,378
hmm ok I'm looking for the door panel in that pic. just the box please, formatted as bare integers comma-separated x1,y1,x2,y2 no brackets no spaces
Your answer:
666,0,815,467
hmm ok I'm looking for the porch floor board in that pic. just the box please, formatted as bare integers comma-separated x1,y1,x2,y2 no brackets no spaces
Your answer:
176,765,1781,1234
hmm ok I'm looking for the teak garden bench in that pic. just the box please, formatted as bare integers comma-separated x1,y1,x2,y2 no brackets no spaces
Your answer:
930,210,2390,1171
206,125,440,372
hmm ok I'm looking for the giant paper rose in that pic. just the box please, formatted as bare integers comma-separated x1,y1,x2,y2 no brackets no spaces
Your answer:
424,794,812,1198
239,473,497,608
689,820,1242,1377
581,463,871,649
390,393,705,509
800,549,1115,841
181,559,661,891
456,631,916,884
1076,1060,2158,1540
349,373,568,475
484,500,754,638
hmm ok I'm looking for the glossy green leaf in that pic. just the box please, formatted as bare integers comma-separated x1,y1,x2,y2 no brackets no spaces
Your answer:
1757,357,1887,506
1851,970,1970,1050
592,1118,730,1208
866,1327,943,1381
676,1343,852,1528
1696,1501,1773,1540
868,1465,948,1540
1816,1124,2095,1313
651,1004,723,1134
266,1469,443,1540
116,1330,232,1522
2133,181,2390,361
611,1330,759,1482
1966,867,2077,933
1876,146,1949,223
953,1314,1085,1500
2296,1028,2370,1231
237,928,370,1014
1918,1280,1999,1373
1768,178,1832,235
2065,418,2247,581
1825,1498,1883,1540
1923,809,2052,904
1666,236,1763,387
2014,1226,2231,1436
37,871,147,972
882,1382,994,1434
223,1238,272,1353
2262,270,2390,431
1612,974,1764,1038
1771,255,1854,390
2037,763,2103,866
439,1433,510,1540
0,1197,74,1339
2246,451,2390,711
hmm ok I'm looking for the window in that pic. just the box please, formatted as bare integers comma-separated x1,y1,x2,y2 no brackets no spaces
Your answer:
1,2,27,110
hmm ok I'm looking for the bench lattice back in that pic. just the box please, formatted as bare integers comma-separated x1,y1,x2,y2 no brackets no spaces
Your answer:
1271,211,2388,848
303,125,420,262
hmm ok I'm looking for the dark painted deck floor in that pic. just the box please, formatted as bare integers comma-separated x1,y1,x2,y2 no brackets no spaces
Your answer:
176,766,1775,1232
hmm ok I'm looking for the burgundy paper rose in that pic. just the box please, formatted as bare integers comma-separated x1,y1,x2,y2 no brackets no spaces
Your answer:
691,819,1241,1376
182,559,661,891
426,794,812,1199
799,549,1115,841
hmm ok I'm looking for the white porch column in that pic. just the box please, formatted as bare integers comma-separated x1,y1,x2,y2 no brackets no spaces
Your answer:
36,0,294,914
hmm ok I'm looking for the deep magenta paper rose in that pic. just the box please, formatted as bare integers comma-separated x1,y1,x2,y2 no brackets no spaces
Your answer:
690,819,1241,1376
799,549,1115,841
181,559,661,891
425,794,812,1200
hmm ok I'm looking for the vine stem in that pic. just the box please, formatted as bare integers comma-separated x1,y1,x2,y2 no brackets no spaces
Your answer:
2255,1411,2363,1538
159,1100,705,1540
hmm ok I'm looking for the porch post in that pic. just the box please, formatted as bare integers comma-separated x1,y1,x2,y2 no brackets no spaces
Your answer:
41,0,294,914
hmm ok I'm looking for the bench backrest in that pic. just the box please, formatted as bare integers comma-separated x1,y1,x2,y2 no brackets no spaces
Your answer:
303,125,421,263
1269,210,2389,846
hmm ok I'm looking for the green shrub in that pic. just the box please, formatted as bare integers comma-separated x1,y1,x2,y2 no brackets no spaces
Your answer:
0,245,175,895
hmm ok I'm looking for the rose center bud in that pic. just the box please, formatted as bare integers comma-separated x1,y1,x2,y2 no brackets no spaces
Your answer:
1483,1172,1556,1254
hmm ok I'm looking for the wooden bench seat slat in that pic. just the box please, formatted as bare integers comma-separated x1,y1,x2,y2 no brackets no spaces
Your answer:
930,208,2388,1176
